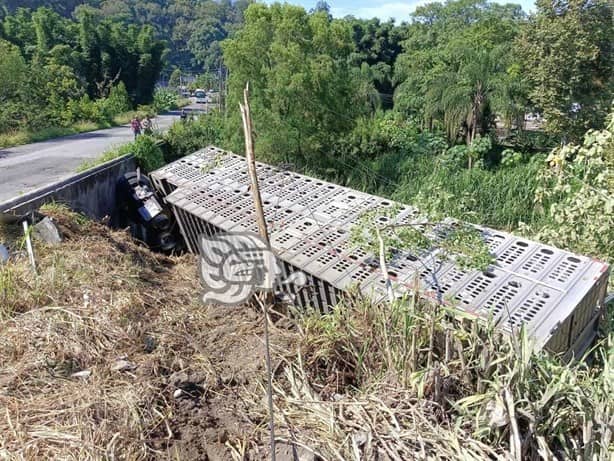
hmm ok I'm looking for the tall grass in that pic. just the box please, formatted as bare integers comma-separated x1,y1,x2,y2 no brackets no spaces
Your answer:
256,295,613,460
0,122,102,148
307,149,546,231
389,155,545,230
0,113,147,149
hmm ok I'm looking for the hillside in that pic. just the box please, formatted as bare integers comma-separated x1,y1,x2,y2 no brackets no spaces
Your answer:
0,0,250,71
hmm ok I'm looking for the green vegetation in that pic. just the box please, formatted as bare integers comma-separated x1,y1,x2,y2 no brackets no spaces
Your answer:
0,121,100,148
527,106,614,260
0,0,251,73
163,112,226,161
516,0,612,141
290,113,546,230
79,109,225,172
152,87,187,113
63,0,608,261
0,1,612,458
78,133,164,172
394,1,525,144
222,4,370,164
290,295,613,459
210,0,612,259
0,6,165,143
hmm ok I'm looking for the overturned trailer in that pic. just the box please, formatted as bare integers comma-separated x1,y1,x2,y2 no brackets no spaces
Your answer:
150,146,610,360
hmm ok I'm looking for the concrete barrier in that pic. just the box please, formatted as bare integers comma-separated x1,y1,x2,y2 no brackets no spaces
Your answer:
0,155,136,222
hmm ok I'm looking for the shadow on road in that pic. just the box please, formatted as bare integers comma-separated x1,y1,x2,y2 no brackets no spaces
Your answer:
0,107,211,158
165,107,208,117
0,131,120,157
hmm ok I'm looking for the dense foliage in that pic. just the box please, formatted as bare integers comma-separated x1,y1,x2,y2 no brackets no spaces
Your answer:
2,0,613,261
0,6,167,137
348,17,407,108
516,0,613,141
214,0,612,243
394,1,526,144
527,106,614,260
222,4,374,164
0,0,251,72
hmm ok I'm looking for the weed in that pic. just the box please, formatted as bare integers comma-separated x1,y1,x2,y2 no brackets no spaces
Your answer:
256,295,613,460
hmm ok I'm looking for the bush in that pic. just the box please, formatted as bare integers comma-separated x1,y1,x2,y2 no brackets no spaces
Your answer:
65,95,106,125
131,135,165,171
103,82,132,117
164,113,225,162
331,113,447,162
529,108,614,261
467,136,492,169
441,144,469,170
79,134,164,172
511,129,558,152
500,148,524,168
152,87,179,113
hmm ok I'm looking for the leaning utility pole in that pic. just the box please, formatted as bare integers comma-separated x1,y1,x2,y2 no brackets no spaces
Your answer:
239,82,276,461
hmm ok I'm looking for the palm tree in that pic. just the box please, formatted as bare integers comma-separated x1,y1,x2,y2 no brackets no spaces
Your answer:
424,45,510,147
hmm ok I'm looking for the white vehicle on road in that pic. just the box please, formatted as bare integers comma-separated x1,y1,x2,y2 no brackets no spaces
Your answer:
195,89,207,104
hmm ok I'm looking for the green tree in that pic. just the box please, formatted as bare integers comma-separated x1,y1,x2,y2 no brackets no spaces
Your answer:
0,38,28,131
348,18,407,108
1,0,85,17
135,25,166,103
41,62,83,124
168,67,181,88
516,0,613,141
191,72,217,91
76,8,102,98
0,38,26,103
188,16,226,70
105,81,131,115
2,0,252,74
425,46,509,145
222,3,371,164
394,0,526,141
0,5,168,133
529,105,614,260
1,8,37,59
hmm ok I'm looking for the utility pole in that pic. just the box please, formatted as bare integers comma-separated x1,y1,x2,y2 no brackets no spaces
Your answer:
239,82,276,461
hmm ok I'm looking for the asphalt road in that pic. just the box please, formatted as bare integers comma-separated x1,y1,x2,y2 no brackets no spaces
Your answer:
0,103,209,205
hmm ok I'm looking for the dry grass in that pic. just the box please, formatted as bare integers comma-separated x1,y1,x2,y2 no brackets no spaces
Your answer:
236,299,613,460
0,205,288,460
0,205,611,460
0,122,105,149
0,205,193,459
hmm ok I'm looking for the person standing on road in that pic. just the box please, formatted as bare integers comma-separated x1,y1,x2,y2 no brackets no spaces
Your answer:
180,109,188,123
131,116,142,140
142,115,153,135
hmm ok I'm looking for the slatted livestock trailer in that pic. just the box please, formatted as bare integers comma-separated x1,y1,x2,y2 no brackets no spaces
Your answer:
150,146,610,360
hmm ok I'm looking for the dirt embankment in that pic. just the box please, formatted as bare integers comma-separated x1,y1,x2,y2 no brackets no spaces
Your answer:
0,206,295,460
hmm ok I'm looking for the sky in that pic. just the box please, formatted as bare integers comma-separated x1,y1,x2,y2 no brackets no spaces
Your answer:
265,0,536,21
